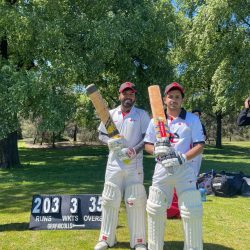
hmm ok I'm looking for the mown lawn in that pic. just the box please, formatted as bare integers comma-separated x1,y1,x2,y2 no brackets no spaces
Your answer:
0,141,249,250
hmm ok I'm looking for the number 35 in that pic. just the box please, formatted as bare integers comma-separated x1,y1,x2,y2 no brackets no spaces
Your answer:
89,196,102,212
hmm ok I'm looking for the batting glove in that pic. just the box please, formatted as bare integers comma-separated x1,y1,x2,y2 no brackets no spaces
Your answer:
124,147,137,159
117,149,130,162
117,147,136,161
107,137,124,153
157,148,187,169
154,138,171,157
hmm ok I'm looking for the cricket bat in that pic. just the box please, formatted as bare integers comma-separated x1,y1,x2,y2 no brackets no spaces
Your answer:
148,85,170,142
86,84,130,164
86,84,119,138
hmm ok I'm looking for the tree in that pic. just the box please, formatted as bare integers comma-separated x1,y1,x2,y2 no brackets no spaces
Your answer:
173,0,250,147
1,0,178,167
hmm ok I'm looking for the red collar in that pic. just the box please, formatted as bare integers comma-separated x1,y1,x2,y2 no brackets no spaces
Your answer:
122,110,130,117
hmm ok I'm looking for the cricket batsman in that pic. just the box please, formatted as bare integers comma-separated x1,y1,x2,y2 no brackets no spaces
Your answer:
145,82,205,250
94,82,150,250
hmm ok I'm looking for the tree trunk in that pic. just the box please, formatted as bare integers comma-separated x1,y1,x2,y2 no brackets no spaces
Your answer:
73,125,78,142
0,131,21,168
0,13,20,168
52,132,56,148
216,113,222,148
33,134,37,144
40,132,45,145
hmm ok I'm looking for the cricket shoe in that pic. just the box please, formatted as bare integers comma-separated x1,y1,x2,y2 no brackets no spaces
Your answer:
94,241,108,250
135,244,147,250
94,239,117,250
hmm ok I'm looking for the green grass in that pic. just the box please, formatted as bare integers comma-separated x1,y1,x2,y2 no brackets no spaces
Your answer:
0,141,249,250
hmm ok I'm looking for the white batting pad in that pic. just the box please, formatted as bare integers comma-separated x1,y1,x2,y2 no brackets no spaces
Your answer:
146,186,169,250
179,190,203,250
124,183,147,248
98,182,121,247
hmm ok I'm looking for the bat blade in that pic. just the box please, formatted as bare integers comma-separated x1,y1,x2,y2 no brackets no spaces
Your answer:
148,85,170,140
86,84,130,165
86,84,119,138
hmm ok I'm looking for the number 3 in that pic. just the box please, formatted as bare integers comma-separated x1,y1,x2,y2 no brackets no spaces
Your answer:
70,198,78,213
51,197,60,213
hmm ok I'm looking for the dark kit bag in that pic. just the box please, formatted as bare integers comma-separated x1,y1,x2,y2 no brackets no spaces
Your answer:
197,170,215,195
241,177,250,197
211,172,244,197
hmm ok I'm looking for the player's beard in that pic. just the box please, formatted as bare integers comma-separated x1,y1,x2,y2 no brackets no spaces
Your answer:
121,98,135,110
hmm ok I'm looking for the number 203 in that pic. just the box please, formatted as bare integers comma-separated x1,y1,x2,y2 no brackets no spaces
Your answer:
32,197,61,214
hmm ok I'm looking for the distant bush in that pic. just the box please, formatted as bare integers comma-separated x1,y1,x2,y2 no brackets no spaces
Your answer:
77,127,99,144
20,118,37,139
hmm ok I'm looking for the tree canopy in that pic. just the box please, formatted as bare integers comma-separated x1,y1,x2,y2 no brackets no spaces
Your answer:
172,0,250,146
1,0,179,167
0,0,249,167
175,0,250,111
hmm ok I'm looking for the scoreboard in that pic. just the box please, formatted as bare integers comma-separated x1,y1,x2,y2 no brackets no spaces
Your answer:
29,194,102,230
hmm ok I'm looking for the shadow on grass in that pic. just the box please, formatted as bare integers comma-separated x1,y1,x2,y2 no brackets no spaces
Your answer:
198,144,250,175
200,159,250,176
0,222,29,231
164,241,234,250
204,144,250,159
0,146,108,213
113,241,234,250
0,223,236,250
1,144,249,214
18,144,108,158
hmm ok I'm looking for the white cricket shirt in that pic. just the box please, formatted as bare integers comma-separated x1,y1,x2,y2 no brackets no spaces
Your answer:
99,105,150,167
144,109,205,155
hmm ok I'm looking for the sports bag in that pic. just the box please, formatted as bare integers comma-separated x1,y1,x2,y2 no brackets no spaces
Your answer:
241,177,250,197
211,172,244,197
197,171,215,195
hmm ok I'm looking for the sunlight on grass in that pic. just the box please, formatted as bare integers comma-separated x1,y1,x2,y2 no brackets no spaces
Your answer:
205,156,249,163
18,140,27,148
27,161,47,166
64,156,100,160
223,140,250,147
